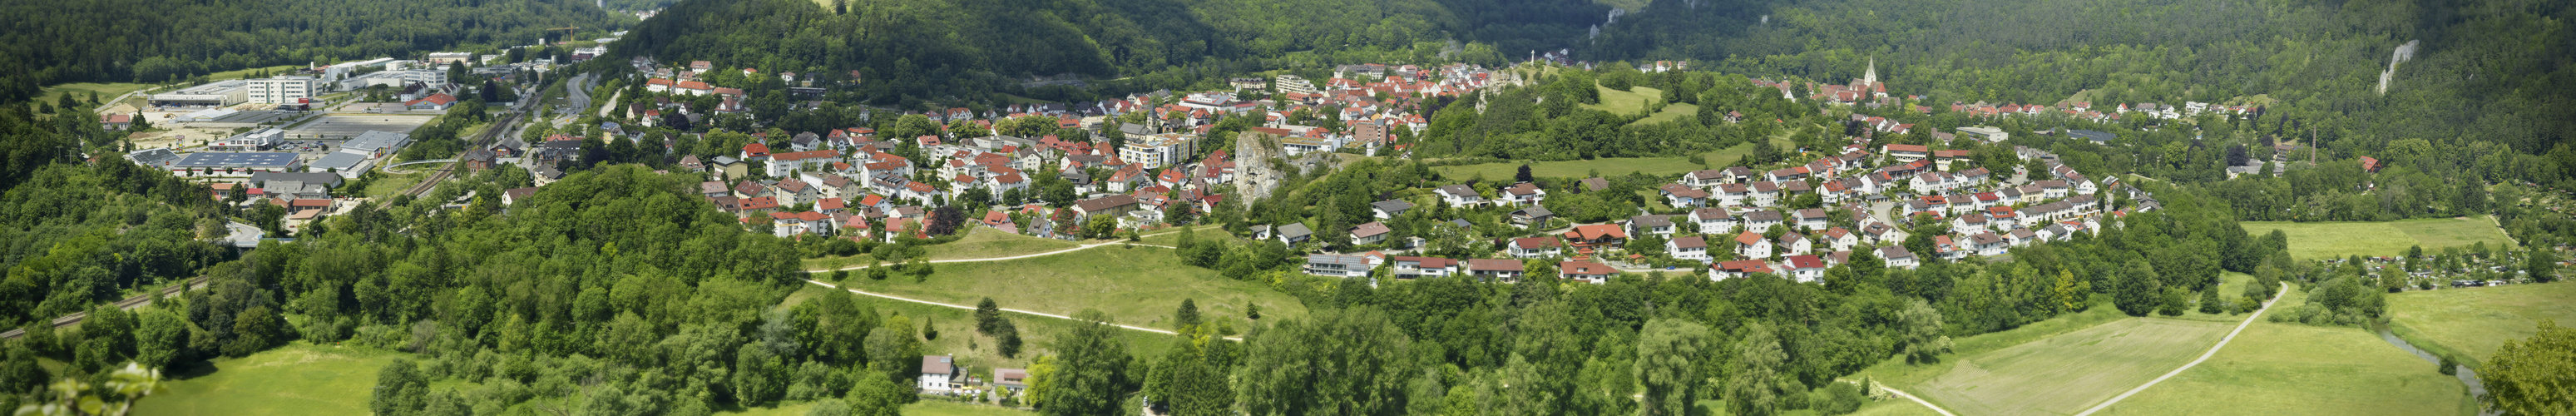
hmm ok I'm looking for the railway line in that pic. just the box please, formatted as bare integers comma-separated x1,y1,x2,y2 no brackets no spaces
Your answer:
0,276,210,339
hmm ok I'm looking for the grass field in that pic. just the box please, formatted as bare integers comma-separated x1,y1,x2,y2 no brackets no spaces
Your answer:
1635,102,1702,126
36,82,154,111
802,227,1084,270
831,245,1306,333
133,342,403,416
779,283,1180,375
2240,215,2513,260
1139,225,1241,247
1907,318,2232,416
1435,142,1754,181
1854,300,2133,389
1841,399,1948,416
2165,272,2262,323
729,399,1035,416
1580,85,1664,115
2388,281,2576,365
2092,321,2470,416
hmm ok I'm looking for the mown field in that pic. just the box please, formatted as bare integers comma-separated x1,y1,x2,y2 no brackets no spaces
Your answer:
831,245,1306,332
803,227,1084,270
2239,215,2514,260
779,283,1182,374
36,82,154,111
2388,281,2576,365
132,343,405,416
1906,318,2232,416
2093,321,2470,416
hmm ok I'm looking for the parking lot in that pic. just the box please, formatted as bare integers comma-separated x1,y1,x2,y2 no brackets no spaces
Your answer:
286,115,433,141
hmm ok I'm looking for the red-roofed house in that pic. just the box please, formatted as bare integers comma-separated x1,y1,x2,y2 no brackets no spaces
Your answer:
1559,260,1617,284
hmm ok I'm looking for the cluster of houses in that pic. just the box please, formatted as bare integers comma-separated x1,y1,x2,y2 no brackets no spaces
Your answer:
584,58,1510,242
1283,124,2142,285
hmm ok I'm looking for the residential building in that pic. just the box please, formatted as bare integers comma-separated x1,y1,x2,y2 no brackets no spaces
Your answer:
1669,236,1710,260
1467,259,1524,282
1509,237,1561,258
1560,260,1617,284
920,355,959,393
1305,254,1369,277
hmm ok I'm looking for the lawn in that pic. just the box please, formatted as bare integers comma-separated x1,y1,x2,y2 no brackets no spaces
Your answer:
2387,281,2576,365
1852,300,2133,389
802,227,1084,270
1139,225,1240,247
133,342,405,416
2239,215,2513,260
829,245,1307,334
1435,143,1753,181
361,171,427,199
1906,318,2232,416
1634,102,1702,126
2092,322,2470,416
37,82,154,111
1580,85,1664,115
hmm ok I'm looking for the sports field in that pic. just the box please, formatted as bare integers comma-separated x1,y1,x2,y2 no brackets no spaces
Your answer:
132,343,404,416
2239,215,2513,260
2091,320,2470,416
832,245,1306,332
1908,318,2232,416
2388,281,2576,365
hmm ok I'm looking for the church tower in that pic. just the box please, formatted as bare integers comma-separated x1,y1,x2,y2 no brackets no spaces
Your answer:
1865,57,1879,86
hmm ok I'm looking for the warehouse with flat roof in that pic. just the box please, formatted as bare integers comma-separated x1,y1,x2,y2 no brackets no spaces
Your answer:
151,80,249,107
170,152,302,176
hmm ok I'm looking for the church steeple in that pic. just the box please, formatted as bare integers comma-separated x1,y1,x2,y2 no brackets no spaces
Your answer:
1865,57,1878,86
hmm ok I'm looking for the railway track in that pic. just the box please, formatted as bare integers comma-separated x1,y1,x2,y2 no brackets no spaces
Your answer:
1,276,210,339
402,111,525,198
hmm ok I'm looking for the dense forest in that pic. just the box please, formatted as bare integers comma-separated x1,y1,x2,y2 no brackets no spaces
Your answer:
611,0,1605,105
1592,0,2574,186
0,0,632,103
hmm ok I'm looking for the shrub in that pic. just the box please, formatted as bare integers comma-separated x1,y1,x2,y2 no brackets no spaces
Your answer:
1814,382,1866,415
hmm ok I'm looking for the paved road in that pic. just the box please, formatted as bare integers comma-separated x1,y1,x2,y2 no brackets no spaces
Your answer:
597,90,621,118
798,239,1239,339
1871,382,1958,416
2070,282,2290,416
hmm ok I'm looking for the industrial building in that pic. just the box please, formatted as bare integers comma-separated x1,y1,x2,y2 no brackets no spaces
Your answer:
212,128,285,151
170,152,301,176
151,80,248,107
337,131,412,158
248,76,321,105
338,70,448,92
426,52,476,64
